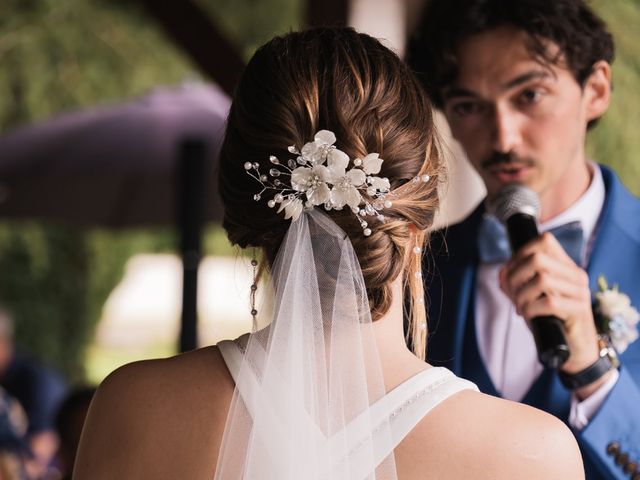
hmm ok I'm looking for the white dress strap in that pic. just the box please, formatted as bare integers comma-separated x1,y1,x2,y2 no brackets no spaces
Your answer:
218,339,298,478
217,339,243,381
384,368,477,456
322,368,477,479
218,339,328,444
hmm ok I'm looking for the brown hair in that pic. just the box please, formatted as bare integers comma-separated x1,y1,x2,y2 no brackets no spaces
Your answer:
218,27,443,359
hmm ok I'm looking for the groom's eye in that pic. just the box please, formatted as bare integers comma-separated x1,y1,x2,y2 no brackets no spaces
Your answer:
450,101,485,118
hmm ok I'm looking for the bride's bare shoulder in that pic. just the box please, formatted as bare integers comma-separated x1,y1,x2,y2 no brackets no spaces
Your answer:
91,344,232,403
74,345,234,479
397,389,584,480
89,345,233,416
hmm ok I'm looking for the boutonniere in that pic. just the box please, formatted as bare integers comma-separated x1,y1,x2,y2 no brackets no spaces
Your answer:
594,276,640,353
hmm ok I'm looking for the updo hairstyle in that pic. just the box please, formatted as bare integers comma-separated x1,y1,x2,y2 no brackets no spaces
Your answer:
218,27,444,359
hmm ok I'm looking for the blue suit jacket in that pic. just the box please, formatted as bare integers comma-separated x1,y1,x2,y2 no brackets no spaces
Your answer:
424,165,640,479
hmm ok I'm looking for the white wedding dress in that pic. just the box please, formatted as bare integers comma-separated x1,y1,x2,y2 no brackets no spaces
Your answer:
218,339,476,479
213,210,478,479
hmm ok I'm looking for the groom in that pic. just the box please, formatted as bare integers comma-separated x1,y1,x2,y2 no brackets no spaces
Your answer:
408,1,640,478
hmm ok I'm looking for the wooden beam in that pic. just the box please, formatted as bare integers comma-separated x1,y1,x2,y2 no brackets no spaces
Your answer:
306,0,349,26
137,0,245,97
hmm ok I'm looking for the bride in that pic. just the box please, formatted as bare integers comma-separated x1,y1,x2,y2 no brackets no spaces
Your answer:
74,27,583,479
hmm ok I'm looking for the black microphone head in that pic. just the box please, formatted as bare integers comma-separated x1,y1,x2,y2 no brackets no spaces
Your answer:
488,184,540,222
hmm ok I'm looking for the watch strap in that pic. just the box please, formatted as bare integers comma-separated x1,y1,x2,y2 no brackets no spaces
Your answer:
558,354,615,390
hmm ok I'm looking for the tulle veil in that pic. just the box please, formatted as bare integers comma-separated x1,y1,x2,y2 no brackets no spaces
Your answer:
215,209,398,479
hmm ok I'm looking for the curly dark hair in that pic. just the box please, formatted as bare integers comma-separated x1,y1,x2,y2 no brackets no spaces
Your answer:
407,0,615,114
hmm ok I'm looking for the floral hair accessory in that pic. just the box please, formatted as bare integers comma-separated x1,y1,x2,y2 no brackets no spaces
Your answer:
244,129,404,236
594,275,639,353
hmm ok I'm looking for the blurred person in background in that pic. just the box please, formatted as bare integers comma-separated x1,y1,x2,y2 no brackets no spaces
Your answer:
0,308,67,479
408,0,640,479
0,386,30,480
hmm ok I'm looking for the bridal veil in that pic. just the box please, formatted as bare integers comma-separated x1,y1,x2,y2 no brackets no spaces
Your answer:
215,209,398,479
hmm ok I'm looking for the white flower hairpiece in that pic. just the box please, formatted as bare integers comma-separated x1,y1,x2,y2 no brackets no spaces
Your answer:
244,130,429,236
594,275,639,353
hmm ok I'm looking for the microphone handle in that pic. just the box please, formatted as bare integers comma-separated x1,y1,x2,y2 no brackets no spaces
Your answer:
505,213,539,251
530,316,571,369
506,213,570,369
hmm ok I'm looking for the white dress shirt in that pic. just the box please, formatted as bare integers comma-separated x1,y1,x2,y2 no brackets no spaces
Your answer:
475,164,618,429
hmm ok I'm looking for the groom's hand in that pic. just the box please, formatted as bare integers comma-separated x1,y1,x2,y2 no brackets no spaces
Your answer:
498,232,613,398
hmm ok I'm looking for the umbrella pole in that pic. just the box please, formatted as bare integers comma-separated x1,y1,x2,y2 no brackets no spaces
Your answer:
177,139,206,352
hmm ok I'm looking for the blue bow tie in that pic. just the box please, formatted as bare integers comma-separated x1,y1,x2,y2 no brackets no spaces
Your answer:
478,215,585,265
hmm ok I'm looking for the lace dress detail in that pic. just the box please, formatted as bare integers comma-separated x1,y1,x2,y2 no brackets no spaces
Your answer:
218,339,478,479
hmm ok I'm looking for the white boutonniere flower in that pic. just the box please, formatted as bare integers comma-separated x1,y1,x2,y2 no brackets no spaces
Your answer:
594,276,640,353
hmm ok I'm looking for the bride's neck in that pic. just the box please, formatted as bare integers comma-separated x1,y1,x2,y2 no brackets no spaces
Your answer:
372,275,428,390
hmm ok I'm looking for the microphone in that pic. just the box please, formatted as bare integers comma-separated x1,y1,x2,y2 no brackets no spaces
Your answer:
489,184,570,369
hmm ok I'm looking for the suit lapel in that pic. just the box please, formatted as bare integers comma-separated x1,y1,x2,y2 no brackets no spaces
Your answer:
461,296,500,396
426,204,484,374
587,166,640,303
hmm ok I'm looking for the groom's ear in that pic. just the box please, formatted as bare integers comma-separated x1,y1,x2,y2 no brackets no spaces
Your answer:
583,60,612,122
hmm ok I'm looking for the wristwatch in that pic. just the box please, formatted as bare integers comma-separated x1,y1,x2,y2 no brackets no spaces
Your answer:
558,336,619,390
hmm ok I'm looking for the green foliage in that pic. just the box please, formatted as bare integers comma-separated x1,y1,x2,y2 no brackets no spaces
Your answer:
0,0,196,128
587,0,640,195
0,0,302,130
0,223,91,382
0,222,172,382
196,0,302,59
